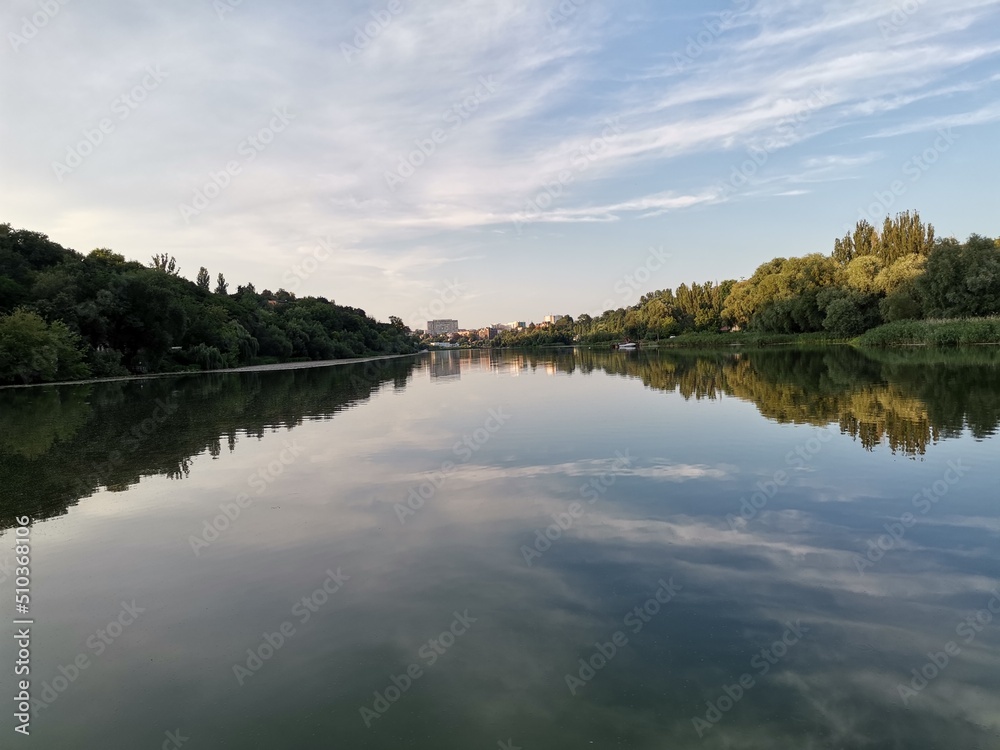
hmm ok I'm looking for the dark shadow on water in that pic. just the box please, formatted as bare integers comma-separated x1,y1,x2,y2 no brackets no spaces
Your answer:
0,356,425,528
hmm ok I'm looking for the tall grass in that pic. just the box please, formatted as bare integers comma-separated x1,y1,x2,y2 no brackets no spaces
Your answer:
853,317,1000,347
652,331,844,348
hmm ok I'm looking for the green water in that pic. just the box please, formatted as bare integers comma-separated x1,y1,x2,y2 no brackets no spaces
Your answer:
1,347,999,748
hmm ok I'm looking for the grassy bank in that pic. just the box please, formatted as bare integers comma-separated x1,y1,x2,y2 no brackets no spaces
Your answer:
614,318,1000,350
853,318,1000,347
644,331,846,349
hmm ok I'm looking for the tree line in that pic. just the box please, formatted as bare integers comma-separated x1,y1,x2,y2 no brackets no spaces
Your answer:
0,223,420,384
4,211,997,382
491,211,1000,346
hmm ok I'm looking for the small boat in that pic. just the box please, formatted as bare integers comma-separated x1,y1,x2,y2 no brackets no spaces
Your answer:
616,342,638,350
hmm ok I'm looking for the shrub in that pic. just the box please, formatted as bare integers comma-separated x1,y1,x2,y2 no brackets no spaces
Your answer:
854,317,1000,347
88,347,129,378
0,308,90,384
186,343,226,370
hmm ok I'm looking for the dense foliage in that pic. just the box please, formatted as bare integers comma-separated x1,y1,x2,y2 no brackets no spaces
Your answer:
490,211,999,347
0,223,419,384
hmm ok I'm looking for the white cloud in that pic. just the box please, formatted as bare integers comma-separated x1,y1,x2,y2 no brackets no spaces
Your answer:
3,0,999,319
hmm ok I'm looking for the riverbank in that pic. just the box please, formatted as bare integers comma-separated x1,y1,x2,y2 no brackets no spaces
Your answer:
0,352,428,390
852,318,1000,347
585,318,1000,350
627,332,847,349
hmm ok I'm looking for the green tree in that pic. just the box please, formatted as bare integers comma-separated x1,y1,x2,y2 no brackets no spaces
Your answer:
106,272,188,369
833,220,877,265
89,248,126,265
877,211,934,263
150,253,180,275
0,309,89,384
0,221,419,380
919,235,1000,318
822,292,881,336
723,255,842,330
834,212,933,266
214,273,229,295
880,288,922,322
844,256,883,295
196,266,211,290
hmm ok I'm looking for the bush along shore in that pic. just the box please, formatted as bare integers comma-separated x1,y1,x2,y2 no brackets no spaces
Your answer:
853,318,1000,347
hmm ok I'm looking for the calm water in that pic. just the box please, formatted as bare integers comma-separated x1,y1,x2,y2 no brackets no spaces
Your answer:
2,347,999,749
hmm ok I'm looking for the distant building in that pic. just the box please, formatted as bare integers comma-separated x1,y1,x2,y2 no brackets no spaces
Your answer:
478,327,498,340
508,321,526,330
426,319,459,335
543,315,568,324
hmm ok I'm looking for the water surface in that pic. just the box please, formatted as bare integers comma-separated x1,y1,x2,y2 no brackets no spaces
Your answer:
2,347,999,748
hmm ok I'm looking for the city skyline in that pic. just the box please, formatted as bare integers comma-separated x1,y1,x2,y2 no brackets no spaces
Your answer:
423,318,571,334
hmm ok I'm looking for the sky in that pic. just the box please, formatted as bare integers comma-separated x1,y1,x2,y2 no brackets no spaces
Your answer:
3,0,1000,330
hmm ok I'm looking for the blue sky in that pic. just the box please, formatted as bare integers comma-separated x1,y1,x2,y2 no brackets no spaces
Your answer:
3,0,999,329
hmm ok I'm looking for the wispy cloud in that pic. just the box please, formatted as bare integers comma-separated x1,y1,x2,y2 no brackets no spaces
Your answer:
2,0,999,321
870,101,1000,137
